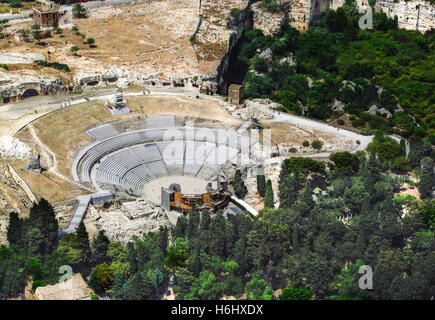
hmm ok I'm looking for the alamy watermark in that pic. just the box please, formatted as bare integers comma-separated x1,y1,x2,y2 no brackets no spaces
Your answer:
358,265,373,290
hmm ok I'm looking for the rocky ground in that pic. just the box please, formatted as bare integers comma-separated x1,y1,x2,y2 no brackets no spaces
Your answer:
84,199,172,245
0,0,249,99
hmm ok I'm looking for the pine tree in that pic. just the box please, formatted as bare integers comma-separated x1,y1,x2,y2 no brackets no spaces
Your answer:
264,179,274,209
257,172,266,197
417,157,434,200
7,212,23,247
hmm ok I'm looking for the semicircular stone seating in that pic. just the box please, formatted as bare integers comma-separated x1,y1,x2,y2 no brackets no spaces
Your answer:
73,122,259,195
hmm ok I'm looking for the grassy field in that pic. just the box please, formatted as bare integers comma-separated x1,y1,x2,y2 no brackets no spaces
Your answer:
0,1,41,14
26,100,126,177
8,158,85,203
126,95,240,124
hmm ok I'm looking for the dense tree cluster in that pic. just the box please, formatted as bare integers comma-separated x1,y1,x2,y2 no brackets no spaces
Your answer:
1,148,434,299
236,1,434,142
1,199,59,297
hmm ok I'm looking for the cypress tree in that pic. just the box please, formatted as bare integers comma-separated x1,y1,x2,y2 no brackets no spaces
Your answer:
173,216,188,239
399,139,407,156
187,208,200,240
92,230,110,265
418,157,434,199
111,271,124,299
200,209,211,231
257,168,266,197
7,212,23,247
367,150,381,182
76,220,91,261
209,211,227,258
294,180,314,216
233,169,247,199
37,198,59,254
189,246,201,277
156,226,169,255
292,224,299,250
126,242,137,274
264,179,274,209
126,271,154,300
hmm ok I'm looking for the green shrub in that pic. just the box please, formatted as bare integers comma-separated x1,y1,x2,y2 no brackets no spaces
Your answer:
289,147,297,153
230,8,240,17
9,0,21,8
258,0,281,14
361,128,373,136
252,55,268,73
38,61,70,72
311,140,323,150
32,30,41,40
303,141,310,147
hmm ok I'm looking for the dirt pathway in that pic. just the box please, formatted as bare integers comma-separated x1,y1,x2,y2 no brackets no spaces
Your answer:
28,124,57,172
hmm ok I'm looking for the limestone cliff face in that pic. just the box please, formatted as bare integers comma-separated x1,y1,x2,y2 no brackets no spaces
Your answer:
216,5,254,94
251,2,287,35
288,0,434,33
375,0,434,33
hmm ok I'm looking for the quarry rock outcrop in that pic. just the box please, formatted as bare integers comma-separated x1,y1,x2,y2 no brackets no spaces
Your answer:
374,0,434,33
216,3,254,94
251,2,287,35
84,199,172,245
282,0,433,33
0,70,63,103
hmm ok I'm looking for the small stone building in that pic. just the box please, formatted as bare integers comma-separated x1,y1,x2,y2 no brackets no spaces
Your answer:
32,6,70,28
228,84,243,105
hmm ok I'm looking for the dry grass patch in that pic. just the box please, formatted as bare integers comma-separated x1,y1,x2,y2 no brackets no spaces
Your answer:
126,95,241,124
8,159,85,203
21,100,139,177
